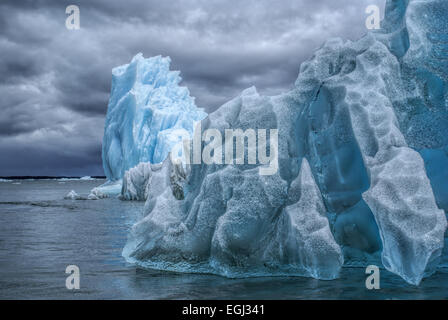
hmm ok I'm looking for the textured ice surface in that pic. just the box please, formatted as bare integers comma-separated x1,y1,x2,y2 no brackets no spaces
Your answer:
91,180,122,197
121,162,154,201
102,53,207,181
121,85,345,279
120,158,187,201
280,158,343,279
120,0,447,284
291,23,446,284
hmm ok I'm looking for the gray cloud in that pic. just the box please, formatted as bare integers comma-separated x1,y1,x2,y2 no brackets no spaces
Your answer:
0,0,385,176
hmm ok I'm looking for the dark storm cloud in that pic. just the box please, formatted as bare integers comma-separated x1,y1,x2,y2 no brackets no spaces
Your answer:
0,0,385,176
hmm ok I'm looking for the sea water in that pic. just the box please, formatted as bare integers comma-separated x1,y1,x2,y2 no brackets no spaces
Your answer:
0,180,446,300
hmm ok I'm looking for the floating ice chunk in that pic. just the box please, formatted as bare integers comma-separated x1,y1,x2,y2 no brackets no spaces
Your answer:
65,189,107,201
64,190,82,200
88,188,108,200
80,176,95,181
87,193,99,200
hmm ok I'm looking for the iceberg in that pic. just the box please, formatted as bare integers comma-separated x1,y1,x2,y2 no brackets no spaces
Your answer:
117,0,447,285
101,53,207,182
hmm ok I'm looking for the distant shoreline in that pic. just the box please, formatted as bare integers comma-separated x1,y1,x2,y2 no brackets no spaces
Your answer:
0,176,106,180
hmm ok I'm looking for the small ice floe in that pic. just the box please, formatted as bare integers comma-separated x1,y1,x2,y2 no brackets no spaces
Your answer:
64,189,107,200
80,176,95,181
64,190,88,200
89,188,108,199
87,193,99,200
64,190,83,200
58,176,97,182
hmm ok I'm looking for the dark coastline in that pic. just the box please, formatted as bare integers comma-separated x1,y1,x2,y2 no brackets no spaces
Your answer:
0,176,106,180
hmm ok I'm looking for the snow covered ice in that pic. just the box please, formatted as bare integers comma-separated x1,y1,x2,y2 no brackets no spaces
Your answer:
100,0,448,285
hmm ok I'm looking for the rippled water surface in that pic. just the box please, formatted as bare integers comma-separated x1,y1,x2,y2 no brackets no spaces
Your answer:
0,180,447,300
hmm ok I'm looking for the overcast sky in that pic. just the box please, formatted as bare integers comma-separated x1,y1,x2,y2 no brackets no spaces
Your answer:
0,0,385,176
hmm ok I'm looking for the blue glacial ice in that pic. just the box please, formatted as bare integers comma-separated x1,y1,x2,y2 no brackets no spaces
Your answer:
112,0,447,285
101,53,207,182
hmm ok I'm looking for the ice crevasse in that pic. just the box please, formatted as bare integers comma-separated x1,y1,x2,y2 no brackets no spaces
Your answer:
104,0,448,285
